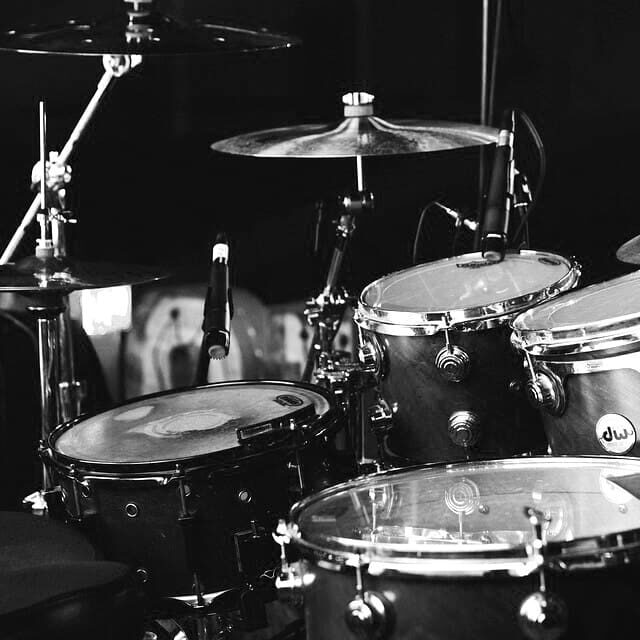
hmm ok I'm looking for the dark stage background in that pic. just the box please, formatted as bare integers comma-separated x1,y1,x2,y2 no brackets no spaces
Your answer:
0,1,638,301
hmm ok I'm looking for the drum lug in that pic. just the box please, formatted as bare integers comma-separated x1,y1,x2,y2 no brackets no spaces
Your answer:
448,411,481,450
435,327,471,383
518,507,568,640
344,558,393,640
524,362,565,416
357,329,385,381
273,520,304,606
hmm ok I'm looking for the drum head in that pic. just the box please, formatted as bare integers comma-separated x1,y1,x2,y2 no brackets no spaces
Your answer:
512,270,640,355
291,457,640,573
51,381,332,468
357,251,577,334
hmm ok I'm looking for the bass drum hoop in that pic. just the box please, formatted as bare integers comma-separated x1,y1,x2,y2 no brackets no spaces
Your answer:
47,380,338,478
288,455,640,575
356,250,580,336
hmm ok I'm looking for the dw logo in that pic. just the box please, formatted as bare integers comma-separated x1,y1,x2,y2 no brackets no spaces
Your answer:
596,414,636,454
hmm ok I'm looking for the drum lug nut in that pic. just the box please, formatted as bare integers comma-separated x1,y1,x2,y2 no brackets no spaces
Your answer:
525,368,565,416
448,411,481,449
435,328,470,382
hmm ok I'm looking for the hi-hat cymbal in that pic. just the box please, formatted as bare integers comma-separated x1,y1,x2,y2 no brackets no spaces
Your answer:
0,255,169,293
211,117,499,158
616,235,640,265
0,11,298,56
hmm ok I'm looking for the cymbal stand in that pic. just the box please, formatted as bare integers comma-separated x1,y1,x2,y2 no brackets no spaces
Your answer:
0,53,142,264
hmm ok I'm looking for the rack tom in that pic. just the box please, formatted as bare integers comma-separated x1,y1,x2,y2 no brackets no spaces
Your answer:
355,250,579,463
46,380,341,600
512,270,640,456
280,456,640,640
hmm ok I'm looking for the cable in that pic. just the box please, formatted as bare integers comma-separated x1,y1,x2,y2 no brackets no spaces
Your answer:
511,108,547,245
411,200,439,265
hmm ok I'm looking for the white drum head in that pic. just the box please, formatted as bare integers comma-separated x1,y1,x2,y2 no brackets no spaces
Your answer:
53,382,331,465
357,251,577,334
512,270,640,354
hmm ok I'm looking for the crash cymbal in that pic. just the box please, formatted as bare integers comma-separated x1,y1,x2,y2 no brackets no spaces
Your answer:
0,8,298,56
616,235,640,265
0,255,169,293
211,93,498,158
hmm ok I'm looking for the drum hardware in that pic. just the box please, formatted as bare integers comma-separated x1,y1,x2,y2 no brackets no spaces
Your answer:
435,322,472,382
272,520,304,606
522,356,566,416
344,558,393,640
447,411,482,452
518,507,568,640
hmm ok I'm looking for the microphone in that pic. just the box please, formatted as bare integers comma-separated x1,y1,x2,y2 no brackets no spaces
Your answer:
481,109,515,262
202,233,232,360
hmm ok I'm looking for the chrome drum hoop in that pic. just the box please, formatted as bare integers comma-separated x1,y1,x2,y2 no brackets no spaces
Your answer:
356,251,581,336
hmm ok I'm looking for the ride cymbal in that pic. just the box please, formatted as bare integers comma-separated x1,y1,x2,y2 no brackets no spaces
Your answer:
0,255,169,293
0,7,298,56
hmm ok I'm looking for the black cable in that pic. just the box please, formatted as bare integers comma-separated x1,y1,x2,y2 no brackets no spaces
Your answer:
511,108,546,244
411,200,439,265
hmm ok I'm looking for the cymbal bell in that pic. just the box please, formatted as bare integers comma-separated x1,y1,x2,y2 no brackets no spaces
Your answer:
0,255,169,293
211,93,499,158
616,235,640,265
0,10,298,56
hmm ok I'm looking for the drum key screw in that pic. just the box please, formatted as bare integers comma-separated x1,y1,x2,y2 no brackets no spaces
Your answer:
478,504,490,515
125,502,140,518
237,488,252,504
518,507,568,640
435,327,471,383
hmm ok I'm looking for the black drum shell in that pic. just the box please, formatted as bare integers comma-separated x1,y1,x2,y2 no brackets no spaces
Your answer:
538,367,640,456
301,560,640,640
47,381,346,600
368,325,546,464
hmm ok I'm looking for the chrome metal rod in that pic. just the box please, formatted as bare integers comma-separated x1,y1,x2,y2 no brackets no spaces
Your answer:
0,65,118,264
39,101,47,211
356,155,365,192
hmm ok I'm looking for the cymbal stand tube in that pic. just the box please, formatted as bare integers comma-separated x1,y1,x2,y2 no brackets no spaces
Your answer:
0,54,141,264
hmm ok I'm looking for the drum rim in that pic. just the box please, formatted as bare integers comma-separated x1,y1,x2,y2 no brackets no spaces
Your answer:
512,271,640,356
46,379,338,475
355,250,580,335
287,455,640,576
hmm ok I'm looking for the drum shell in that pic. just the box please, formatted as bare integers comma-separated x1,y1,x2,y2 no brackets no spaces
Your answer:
532,363,640,456
367,325,545,463
53,455,294,599
301,560,640,640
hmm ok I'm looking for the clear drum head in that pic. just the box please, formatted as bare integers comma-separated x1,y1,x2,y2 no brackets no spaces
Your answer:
290,457,640,575
512,270,640,356
356,251,578,335
51,381,331,468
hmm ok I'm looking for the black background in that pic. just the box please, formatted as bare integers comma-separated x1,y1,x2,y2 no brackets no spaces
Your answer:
0,1,639,302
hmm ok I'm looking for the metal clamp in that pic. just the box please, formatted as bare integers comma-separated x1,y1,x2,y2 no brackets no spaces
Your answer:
523,354,565,416
518,507,568,640
357,327,384,381
273,520,303,605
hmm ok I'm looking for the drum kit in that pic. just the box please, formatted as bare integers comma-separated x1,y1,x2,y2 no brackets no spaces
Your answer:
3,2,640,640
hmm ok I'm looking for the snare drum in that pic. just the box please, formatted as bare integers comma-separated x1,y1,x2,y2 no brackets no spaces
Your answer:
46,380,340,600
281,457,640,639
356,251,579,463
512,270,640,456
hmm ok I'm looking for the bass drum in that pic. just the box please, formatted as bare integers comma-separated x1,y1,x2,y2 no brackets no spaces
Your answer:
356,250,579,464
46,381,343,601
284,456,640,640
512,270,640,456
